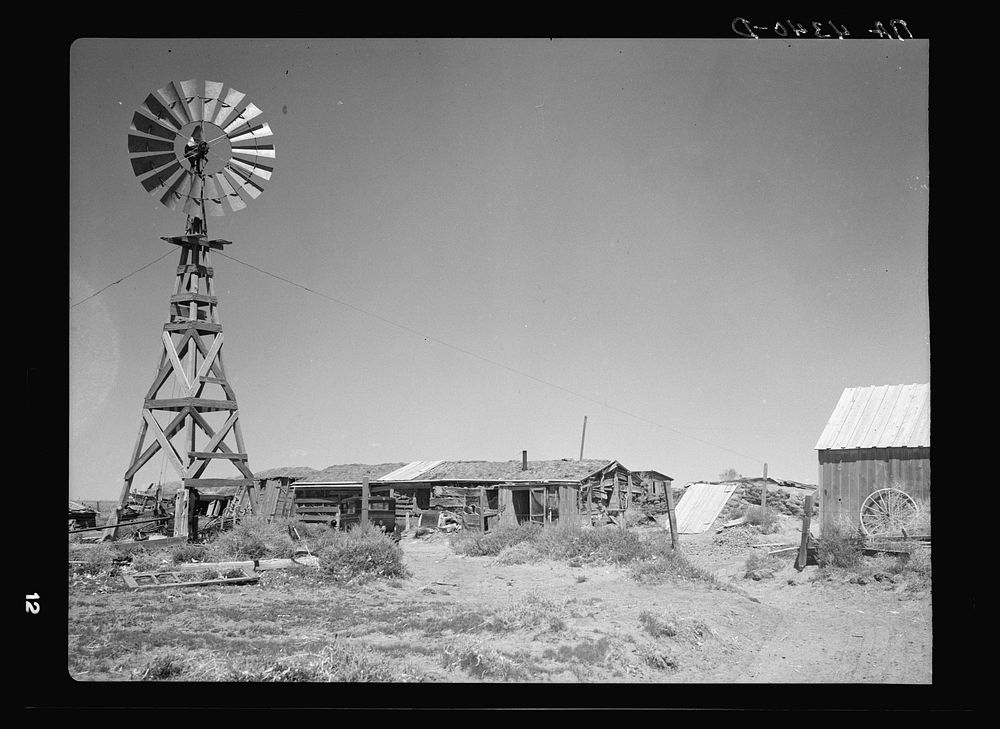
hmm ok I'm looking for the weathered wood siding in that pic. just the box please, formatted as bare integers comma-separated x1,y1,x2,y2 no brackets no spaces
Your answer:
818,447,930,534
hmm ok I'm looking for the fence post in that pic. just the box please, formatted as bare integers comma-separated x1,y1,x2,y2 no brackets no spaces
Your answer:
760,462,768,507
361,477,370,528
664,482,680,551
795,493,815,571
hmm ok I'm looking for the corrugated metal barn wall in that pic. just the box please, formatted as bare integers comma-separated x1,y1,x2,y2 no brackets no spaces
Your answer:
818,447,930,534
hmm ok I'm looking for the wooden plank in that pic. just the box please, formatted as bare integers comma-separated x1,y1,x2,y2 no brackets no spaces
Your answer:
760,464,768,507
145,398,238,411
169,293,218,305
188,332,224,396
124,408,191,480
187,451,249,460
142,410,186,476
164,320,223,333
184,478,254,489
795,494,815,571
125,569,258,590
161,330,192,390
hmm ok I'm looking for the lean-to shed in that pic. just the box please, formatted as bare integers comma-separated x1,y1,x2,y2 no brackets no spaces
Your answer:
815,383,930,535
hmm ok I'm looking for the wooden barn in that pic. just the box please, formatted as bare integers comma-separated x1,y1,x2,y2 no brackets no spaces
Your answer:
814,383,930,535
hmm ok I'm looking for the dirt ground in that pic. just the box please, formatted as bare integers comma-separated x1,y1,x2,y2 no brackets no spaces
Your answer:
67,515,931,685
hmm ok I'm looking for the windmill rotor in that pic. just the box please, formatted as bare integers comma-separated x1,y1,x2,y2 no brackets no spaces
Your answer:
127,79,276,230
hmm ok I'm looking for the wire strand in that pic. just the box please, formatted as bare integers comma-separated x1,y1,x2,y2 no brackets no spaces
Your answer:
69,250,174,310
217,251,766,466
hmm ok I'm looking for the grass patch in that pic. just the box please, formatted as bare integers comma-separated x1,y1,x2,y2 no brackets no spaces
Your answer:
452,520,650,566
629,537,726,588
69,543,120,576
442,645,531,681
183,641,409,682
542,636,610,665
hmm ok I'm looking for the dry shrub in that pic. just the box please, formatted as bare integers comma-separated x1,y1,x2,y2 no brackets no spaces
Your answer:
315,524,408,583
131,647,190,680
818,521,864,568
495,541,541,565
541,636,610,665
743,505,779,534
129,550,170,573
450,522,543,557
170,543,208,564
69,543,118,575
442,644,530,681
205,516,296,561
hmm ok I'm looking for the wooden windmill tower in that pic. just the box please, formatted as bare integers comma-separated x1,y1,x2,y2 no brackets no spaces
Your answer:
106,80,275,539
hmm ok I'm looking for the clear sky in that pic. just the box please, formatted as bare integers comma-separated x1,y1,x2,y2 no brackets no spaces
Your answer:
69,38,929,500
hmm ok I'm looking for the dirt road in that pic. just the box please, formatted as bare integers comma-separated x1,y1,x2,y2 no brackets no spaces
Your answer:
68,517,931,684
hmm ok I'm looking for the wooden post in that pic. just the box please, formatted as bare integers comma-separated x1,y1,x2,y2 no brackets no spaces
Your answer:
361,477,370,528
188,489,199,542
795,493,815,571
760,463,768,508
579,415,587,461
664,481,680,551
174,489,190,539
479,485,488,532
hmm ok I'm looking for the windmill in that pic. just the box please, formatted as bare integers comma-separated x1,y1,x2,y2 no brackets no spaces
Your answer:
105,80,275,540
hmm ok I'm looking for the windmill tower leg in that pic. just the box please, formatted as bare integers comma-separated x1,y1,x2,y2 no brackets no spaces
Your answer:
106,233,255,540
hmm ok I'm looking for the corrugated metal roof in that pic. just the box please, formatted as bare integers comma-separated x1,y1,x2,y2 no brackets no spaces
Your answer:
378,460,445,481
673,482,740,534
815,383,930,450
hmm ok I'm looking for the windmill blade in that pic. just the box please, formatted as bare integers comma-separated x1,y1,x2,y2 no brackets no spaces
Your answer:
179,79,204,121
140,93,185,131
201,176,226,217
231,142,276,159
156,82,191,126
213,172,248,212
130,151,177,178
138,162,183,195
224,103,263,134
159,170,194,211
128,134,174,154
130,111,178,141
182,174,205,216
229,155,274,181
202,81,224,123
224,165,263,199
228,122,273,144
213,87,246,128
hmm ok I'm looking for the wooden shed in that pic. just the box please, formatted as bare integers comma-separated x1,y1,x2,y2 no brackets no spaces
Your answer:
815,383,930,535
371,457,641,529
634,470,675,501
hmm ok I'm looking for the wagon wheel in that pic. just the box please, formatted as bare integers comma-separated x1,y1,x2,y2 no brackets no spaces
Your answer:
859,488,919,538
